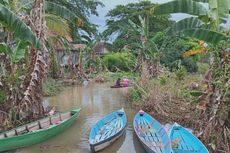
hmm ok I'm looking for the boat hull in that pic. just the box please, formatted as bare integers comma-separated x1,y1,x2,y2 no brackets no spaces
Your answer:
133,110,172,153
136,136,155,153
90,127,126,152
0,108,81,152
89,108,127,152
170,123,209,153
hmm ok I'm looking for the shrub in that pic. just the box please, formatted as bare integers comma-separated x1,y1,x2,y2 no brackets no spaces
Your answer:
0,90,7,105
175,67,187,80
153,33,199,73
102,52,136,72
50,51,59,79
159,76,168,85
42,79,62,96
198,63,209,74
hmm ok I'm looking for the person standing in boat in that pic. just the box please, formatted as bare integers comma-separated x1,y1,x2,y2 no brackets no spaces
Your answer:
115,78,122,87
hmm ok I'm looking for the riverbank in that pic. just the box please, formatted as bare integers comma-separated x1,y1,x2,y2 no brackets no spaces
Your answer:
125,67,229,152
127,71,202,125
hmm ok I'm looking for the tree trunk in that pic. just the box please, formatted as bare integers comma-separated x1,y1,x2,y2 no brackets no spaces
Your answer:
18,0,48,119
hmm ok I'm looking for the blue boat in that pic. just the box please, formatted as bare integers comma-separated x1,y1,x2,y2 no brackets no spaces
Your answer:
89,108,127,152
133,110,172,153
170,123,209,153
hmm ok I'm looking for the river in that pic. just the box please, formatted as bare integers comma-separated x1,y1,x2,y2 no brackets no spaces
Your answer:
16,83,145,153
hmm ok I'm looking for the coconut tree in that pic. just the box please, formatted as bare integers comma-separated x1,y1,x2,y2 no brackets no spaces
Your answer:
152,0,230,151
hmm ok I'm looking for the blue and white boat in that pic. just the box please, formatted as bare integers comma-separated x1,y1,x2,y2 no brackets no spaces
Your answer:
170,123,209,153
89,108,127,152
133,110,172,153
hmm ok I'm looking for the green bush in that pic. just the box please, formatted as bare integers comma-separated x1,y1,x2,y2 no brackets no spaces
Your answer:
175,67,187,80
152,33,199,73
43,79,62,96
129,88,142,104
0,90,7,105
50,51,59,79
102,52,136,72
109,71,138,80
198,63,209,74
159,76,168,85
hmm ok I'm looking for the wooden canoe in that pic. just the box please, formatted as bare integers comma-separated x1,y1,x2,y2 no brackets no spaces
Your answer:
0,108,81,152
133,110,172,153
89,108,127,152
170,123,209,153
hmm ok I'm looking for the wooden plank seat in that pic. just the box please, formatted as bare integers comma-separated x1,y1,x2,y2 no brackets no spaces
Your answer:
27,122,40,132
5,130,16,138
39,118,51,129
0,133,5,138
51,115,61,125
60,112,71,121
16,126,27,135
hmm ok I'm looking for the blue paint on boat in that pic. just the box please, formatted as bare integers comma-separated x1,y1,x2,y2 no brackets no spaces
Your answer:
133,110,172,153
89,108,127,152
170,123,209,153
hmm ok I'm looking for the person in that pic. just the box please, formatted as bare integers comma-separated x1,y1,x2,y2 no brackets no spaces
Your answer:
115,78,122,87
122,77,129,87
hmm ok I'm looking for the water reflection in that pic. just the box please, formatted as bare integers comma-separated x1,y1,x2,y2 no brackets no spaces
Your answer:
17,83,145,153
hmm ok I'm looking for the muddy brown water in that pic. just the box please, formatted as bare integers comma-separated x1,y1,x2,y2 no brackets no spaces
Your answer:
16,83,145,153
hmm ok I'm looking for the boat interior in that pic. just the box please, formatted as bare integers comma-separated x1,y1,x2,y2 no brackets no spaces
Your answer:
134,115,170,153
93,116,123,143
171,128,202,152
0,112,72,139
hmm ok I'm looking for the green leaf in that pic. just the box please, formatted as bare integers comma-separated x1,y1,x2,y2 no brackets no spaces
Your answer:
0,4,40,48
0,42,12,54
167,17,204,35
45,14,70,37
192,0,209,2
153,0,208,16
0,31,6,38
45,1,78,23
209,0,230,25
189,90,203,97
11,49,25,63
181,28,229,44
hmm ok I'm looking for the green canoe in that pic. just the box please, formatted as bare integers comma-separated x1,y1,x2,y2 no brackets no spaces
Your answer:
0,108,81,152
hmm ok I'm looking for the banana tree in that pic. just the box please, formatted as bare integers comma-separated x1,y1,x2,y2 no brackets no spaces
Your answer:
152,0,230,151
125,15,162,77
152,0,230,43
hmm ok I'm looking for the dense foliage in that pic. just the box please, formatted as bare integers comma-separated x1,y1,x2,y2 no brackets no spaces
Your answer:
152,32,201,72
103,1,173,51
102,52,136,72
